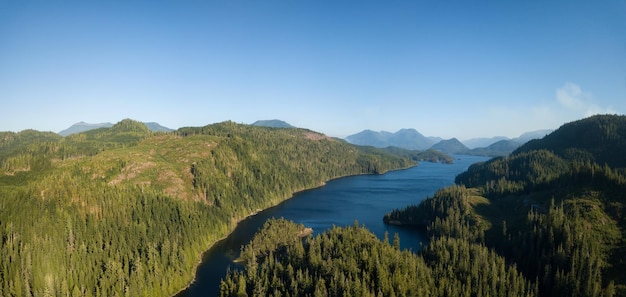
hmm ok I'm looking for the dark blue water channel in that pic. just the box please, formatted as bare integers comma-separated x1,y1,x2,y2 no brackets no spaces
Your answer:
176,155,489,297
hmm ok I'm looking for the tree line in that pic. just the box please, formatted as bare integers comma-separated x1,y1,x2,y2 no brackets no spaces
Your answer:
219,219,536,297
383,115,626,296
0,120,415,296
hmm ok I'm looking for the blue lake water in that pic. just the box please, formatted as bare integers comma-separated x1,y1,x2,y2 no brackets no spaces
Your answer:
176,155,489,297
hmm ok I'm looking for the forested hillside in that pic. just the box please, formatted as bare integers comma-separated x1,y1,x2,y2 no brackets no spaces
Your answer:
384,114,626,296
220,219,536,297
0,119,414,297
514,115,626,169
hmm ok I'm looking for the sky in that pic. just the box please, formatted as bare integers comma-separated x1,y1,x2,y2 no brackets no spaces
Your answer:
1,0,625,140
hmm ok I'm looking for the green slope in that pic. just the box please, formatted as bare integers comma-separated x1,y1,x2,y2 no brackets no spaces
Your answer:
220,219,536,297
384,114,626,296
0,120,414,297
514,114,626,169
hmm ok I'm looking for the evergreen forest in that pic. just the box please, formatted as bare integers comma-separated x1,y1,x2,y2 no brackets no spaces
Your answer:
385,114,626,296
222,114,626,297
220,218,537,297
0,119,420,296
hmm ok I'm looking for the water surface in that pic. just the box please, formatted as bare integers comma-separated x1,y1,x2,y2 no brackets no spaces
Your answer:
177,155,489,297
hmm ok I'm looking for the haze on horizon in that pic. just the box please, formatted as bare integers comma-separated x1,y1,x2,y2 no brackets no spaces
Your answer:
1,1,625,140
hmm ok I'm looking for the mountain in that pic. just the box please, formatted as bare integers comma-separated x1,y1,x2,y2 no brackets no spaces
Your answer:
385,114,626,296
345,128,434,150
430,138,470,154
0,119,416,296
514,116,625,168
377,147,454,164
251,119,295,128
459,130,553,156
462,130,552,150
391,128,434,150
512,129,553,144
427,136,443,144
59,121,173,136
346,128,551,155
465,139,521,157
144,122,174,132
58,121,113,136
462,136,509,149
344,129,393,147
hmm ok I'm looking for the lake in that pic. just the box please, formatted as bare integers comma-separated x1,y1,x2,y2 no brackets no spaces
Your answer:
176,155,489,297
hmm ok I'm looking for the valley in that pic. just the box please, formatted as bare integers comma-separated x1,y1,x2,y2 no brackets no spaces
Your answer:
222,115,626,296
178,155,486,296
1,115,625,297
4,1,624,296
0,120,415,296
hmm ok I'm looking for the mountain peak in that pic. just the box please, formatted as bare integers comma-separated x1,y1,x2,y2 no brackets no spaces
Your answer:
513,129,553,144
462,136,510,149
431,138,470,154
251,119,295,128
143,122,174,132
58,120,173,136
58,122,114,136
514,114,626,168
345,129,434,150
111,119,151,134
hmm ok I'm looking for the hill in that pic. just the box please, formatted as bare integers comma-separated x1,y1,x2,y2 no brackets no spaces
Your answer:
345,128,434,150
462,136,509,149
0,119,415,296
344,129,393,147
58,121,114,136
460,129,554,157
514,115,626,169
378,147,454,164
251,119,295,128
58,121,173,136
144,122,174,132
221,219,535,297
513,129,553,144
461,130,552,149
430,138,470,154
384,114,626,296
465,139,521,157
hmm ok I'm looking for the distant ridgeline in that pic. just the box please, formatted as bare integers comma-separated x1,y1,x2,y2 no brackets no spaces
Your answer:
251,119,295,128
0,119,416,296
58,121,173,136
221,115,626,297
346,128,553,157
383,114,626,296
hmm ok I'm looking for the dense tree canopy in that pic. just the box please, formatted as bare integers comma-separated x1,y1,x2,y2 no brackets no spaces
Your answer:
0,120,415,296
384,115,626,296
220,219,536,297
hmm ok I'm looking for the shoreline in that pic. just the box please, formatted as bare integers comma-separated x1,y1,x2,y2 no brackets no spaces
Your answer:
171,163,418,296
171,203,275,296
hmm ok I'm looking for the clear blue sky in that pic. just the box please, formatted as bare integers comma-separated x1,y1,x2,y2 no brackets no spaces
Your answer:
1,0,625,139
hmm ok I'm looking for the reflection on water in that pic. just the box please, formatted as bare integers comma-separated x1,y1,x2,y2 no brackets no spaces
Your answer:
176,155,489,297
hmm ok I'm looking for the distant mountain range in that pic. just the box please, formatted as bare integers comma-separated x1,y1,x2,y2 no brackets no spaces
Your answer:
383,115,626,296
467,139,521,156
59,119,297,137
345,128,553,157
58,119,551,157
513,129,553,144
58,121,173,136
251,119,295,128
462,136,510,149
345,129,434,150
